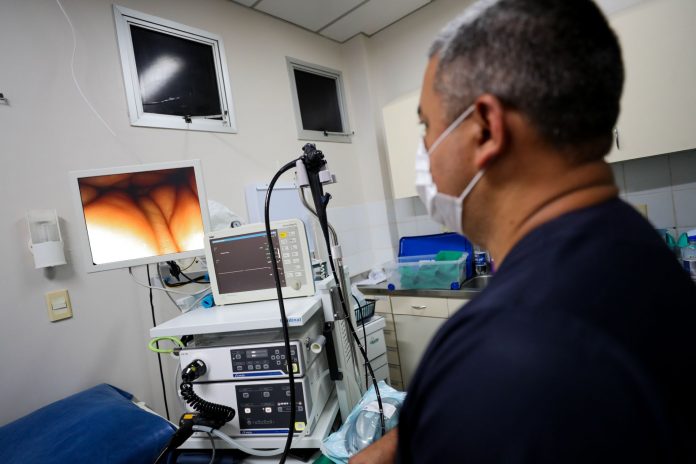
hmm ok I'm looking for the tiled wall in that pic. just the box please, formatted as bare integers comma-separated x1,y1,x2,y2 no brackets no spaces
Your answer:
329,148,696,275
611,149,696,237
326,197,442,275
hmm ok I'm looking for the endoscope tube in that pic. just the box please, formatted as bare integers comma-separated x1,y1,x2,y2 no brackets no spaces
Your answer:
264,158,302,464
299,148,386,436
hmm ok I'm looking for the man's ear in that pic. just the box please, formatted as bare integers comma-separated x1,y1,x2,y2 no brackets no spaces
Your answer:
472,94,506,170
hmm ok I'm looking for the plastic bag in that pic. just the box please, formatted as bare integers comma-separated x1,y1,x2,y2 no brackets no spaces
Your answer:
320,381,406,463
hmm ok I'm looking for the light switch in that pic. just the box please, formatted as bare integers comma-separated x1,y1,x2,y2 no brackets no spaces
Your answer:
46,290,72,322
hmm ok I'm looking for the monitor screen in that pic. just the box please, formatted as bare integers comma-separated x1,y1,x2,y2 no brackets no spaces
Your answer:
70,160,209,272
205,219,315,305
210,230,286,294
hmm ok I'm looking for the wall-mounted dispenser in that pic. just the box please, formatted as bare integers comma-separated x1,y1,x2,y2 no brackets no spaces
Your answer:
26,209,67,269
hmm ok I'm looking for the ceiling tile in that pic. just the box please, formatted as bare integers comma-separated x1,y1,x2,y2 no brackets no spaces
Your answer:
255,0,364,32
320,0,430,42
230,0,258,7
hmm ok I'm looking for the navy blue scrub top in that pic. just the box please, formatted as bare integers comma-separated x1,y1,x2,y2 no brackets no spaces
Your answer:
397,198,696,463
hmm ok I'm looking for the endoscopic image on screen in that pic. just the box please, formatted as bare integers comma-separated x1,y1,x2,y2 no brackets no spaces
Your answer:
77,167,204,265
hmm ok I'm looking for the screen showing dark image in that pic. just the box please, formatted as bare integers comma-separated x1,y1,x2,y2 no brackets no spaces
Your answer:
130,25,222,117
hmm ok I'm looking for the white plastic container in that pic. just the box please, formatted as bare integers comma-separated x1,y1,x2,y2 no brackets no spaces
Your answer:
681,228,696,281
385,253,468,290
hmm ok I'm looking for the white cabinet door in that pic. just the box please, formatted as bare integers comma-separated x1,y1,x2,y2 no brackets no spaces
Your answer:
393,314,446,388
607,0,696,162
382,90,420,198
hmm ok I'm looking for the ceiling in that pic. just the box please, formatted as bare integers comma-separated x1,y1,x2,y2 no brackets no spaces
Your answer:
230,0,432,43
230,0,651,44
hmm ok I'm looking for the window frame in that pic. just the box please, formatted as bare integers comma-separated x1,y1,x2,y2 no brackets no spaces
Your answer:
286,57,352,144
113,5,237,133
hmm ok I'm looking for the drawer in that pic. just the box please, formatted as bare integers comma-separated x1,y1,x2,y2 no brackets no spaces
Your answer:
356,328,386,362
391,296,448,318
388,363,403,384
446,298,470,316
386,345,400,365
374,297,392,314
383,328,398,347
359,355,390,387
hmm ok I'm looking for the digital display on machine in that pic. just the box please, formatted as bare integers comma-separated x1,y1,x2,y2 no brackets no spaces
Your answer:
75,165,205,266
246,349,268,359
210,231,286,294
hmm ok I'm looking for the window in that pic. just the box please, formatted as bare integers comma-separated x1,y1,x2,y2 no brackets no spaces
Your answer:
287,58,351,143
113,5,236,133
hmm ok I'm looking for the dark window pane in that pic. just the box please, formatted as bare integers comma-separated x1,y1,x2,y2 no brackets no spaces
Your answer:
293,69,343,133
130,25,222,117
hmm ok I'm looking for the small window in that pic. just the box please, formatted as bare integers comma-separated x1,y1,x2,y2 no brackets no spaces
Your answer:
113,5,237,133
287,58,352,143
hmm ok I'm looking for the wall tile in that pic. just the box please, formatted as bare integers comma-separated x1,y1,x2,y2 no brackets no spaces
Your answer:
397,219,418,239
373,248,396,266
393,197,415,221
610,162,626,194
370,224,394,249
669,149,696,190
366,201,389,226
337,229,359,257
623,155,671,193
625,187,676,229
673,188,696,228
327,206,357,231
417,217,443,235
412,196,427,215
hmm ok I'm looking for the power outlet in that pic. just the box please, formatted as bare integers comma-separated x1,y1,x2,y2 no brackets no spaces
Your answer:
46,290,73,322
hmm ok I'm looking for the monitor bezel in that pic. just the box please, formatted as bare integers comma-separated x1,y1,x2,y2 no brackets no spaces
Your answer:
205,219,315,306
69,159,211,273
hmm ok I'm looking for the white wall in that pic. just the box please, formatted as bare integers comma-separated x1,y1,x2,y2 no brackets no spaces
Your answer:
0,0,391,424
2,0,604,425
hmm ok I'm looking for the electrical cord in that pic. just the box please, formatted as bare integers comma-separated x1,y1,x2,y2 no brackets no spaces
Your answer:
129,267,210,296
206,432,216,464
264,158,302,464
146,265,171,422
148,336,185,354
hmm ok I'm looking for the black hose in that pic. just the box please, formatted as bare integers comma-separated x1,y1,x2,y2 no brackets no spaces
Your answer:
264,158,302,464
179,382,236,423
299,145,387,436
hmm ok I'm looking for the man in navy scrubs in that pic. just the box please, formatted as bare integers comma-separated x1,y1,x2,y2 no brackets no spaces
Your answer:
351,0,696,462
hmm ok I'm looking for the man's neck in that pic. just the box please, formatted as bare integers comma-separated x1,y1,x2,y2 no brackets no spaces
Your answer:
484,160,618,266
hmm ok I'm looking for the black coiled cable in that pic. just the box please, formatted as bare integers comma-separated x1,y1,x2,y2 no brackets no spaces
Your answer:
180,382,236,423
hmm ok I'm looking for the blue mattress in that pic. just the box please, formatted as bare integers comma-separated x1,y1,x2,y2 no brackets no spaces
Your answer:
0,383,176,464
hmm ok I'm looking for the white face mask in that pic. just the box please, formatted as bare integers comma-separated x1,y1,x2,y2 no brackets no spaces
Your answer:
415,104,485,235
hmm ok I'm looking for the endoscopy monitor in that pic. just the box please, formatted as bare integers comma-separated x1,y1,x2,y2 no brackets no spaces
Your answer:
205,219,315,306
69,160,210,272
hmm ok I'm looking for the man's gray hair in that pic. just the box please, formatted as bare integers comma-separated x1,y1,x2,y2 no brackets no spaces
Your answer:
429,0,624,161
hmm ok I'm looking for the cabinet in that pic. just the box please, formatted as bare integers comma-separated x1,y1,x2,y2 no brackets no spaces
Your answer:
381,1,696,168
382,90,420,199
606,0,696,162
372,294,470,390
393,314,446,388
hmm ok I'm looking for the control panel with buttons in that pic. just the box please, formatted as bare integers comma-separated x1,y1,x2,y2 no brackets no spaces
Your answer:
230,341,303,379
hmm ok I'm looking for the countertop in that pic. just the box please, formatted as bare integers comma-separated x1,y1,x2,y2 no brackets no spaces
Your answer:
356,282,484,299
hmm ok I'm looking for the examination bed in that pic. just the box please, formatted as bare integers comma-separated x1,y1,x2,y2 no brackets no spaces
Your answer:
0,383,176,463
